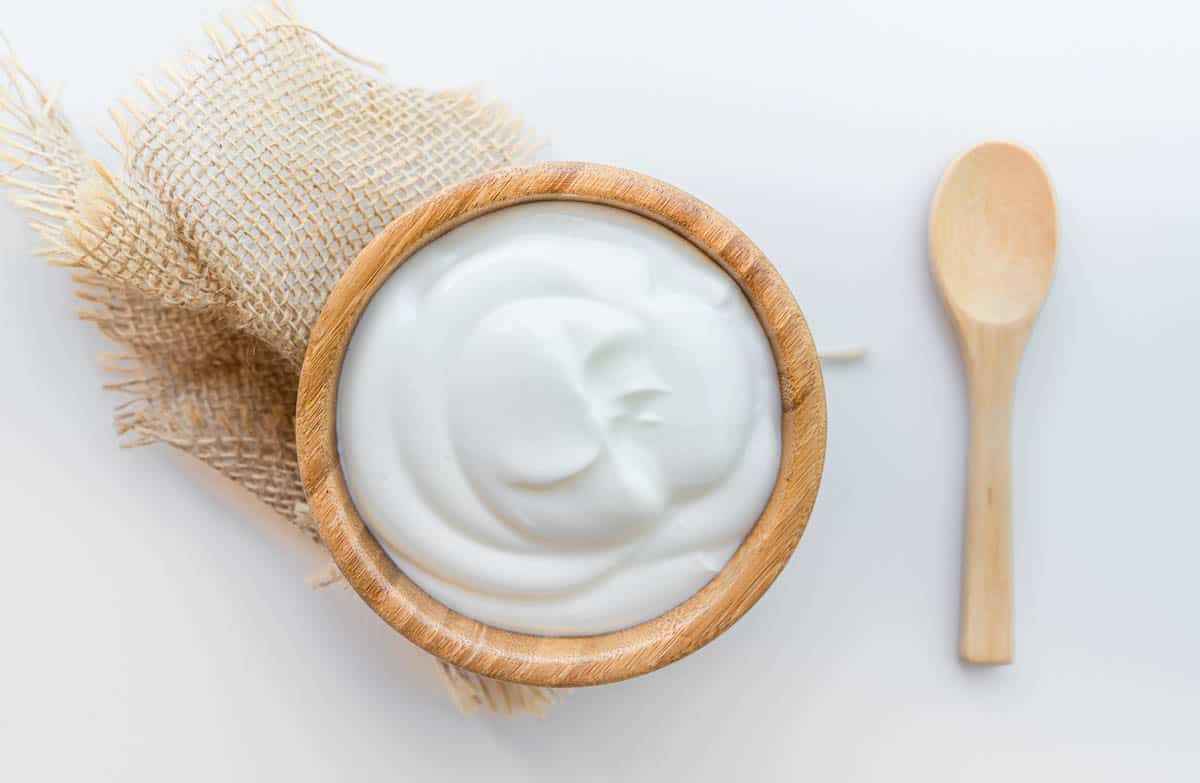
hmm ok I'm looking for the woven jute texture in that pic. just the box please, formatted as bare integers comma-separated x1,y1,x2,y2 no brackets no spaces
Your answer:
1,4,562,715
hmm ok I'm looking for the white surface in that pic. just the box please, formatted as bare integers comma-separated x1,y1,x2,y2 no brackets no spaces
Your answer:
339,201,783,635
1,0,1197,779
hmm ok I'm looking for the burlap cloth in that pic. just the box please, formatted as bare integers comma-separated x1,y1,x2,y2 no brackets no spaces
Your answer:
0,3,562,715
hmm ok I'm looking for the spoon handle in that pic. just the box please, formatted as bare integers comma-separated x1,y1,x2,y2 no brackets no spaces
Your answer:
959,329,1023,664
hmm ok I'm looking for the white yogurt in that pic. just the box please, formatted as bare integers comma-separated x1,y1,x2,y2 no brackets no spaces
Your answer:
337,201,781,635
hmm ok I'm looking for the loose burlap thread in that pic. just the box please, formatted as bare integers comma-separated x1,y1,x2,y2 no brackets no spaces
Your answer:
1,3,563,715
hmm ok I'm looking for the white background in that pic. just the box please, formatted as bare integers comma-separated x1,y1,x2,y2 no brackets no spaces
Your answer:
2,1,1198,780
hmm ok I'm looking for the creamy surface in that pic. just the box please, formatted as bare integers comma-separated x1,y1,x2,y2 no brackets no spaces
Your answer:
337,201,781,635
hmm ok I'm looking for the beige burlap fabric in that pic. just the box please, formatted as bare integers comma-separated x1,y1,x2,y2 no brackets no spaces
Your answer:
1,3,561,715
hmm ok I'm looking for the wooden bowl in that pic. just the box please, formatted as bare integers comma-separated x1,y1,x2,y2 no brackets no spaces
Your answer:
296,162,826,687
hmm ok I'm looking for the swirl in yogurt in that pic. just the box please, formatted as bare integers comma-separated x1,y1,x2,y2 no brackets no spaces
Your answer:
337,201,781,635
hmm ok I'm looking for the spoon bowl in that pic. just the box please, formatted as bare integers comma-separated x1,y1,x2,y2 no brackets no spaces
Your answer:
932,142,1057,324
929,141,1058,664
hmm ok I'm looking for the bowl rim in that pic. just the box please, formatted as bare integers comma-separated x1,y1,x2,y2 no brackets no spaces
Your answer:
296,161,827,687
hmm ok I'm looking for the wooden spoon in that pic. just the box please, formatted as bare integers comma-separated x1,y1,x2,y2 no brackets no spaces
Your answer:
929,141,1058,664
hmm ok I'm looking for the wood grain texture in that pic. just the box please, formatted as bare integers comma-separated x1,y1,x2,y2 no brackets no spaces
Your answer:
929,142,1058,665
296,162,827,687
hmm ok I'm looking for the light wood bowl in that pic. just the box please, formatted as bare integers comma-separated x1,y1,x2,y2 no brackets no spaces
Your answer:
296,162,826,687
